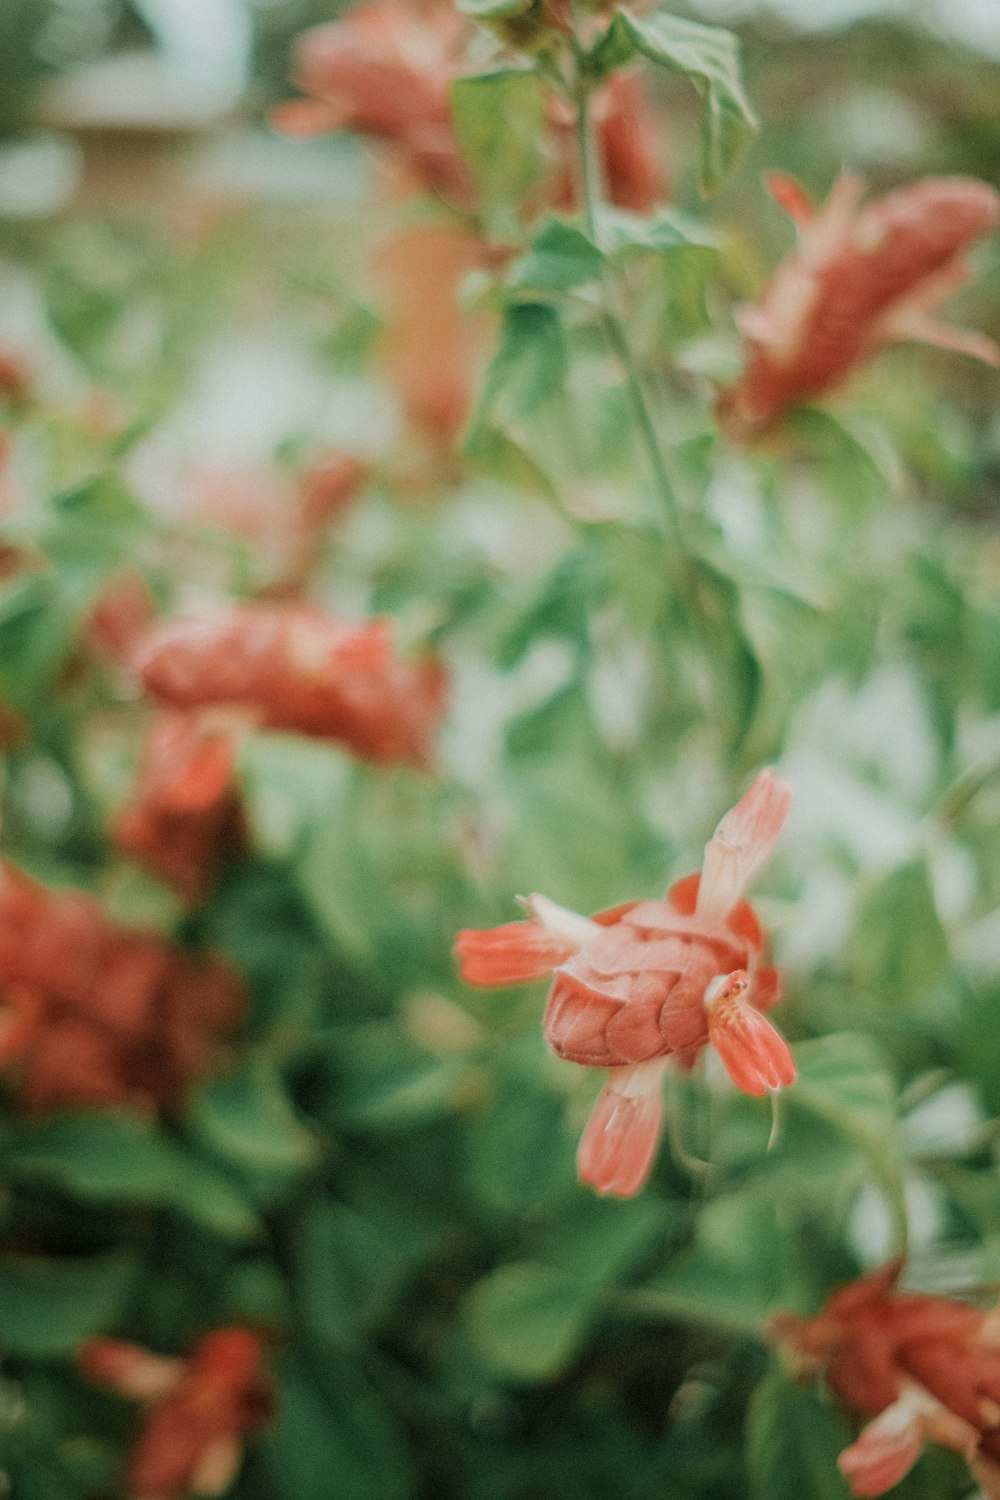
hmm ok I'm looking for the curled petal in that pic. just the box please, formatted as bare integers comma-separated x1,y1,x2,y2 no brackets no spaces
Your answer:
705,972,795,1097
576,1060,668,1198
838,1398,926,1497
454,920,578,988
697,768,793,922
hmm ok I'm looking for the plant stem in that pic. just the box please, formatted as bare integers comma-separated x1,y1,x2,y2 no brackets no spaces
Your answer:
575,76,685,550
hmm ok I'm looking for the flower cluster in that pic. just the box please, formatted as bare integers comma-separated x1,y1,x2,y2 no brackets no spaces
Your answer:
115,713,246,906
721,173,1000,438
456,769,795,1196
80,1328,272,1500
0,860,244,1113
773,1263,1000,1497
273,0,666,215
134,602,447,766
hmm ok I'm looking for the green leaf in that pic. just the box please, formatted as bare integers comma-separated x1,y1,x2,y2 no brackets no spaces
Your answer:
464,1261,598,1380
746,1364,852,1500
263,1353,411,1500
462,421,559,501
0,1251,140,1357
509,217,605,292
600,206,718,256
480,302,568,421
294,1199,405,1345
588,9,756,193
853,860,949,997
188,1057,319,1202
456,0,533,17
3,1114,260,1240
451,70,545,237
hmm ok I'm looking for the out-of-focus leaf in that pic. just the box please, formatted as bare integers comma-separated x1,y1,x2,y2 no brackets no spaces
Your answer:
464,1261,598,1380
294,1198,406,1345
3,1114,260,1240
509,218,605,293
188,1057,319,1202
586,8,756,192
451,70,545,236
746,1364,852,1500
263,1352,411,1500
852,860,949,997
0,1251,139,1357
479,303,568,422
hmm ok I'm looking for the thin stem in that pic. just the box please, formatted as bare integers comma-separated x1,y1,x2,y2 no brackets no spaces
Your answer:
574,75,685,550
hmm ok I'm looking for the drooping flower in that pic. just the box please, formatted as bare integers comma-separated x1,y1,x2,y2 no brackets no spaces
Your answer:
133,603,447,768
0,860,244,1114
772,1263,1000,1497
115,713,245,905
80,1328,272,1500
455,769,795,1197
721,172,1000,439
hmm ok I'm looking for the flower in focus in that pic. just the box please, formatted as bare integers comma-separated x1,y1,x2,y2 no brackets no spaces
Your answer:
721,172,1000,439
773,1263,1000,1497
80,1328,272,1500
455,768,794,1197
134,603,447,767
115,713,246,905
0,860,244,1113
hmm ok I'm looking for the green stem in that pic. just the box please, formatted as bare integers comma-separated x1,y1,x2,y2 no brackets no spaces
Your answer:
575,76,685,550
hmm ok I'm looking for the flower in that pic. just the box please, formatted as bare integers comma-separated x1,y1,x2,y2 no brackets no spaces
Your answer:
271,0,472,201
0,860,244,1113
115,713,245,905
455,768,794,1197
134,603,447,768
80,1328,272,1500
773,1262,1000,1497
721,172,1000,439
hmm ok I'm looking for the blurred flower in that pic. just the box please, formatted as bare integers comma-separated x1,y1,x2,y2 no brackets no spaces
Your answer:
456,769,794,1196
86,573,159,665
115,713,245,905
773,1262,1000,1497
271,0,473,201
375,220,491,450
135,603,447,767
80,1328,272,1500
0,860,244,1113
721,172,1000,440
548,71,668,217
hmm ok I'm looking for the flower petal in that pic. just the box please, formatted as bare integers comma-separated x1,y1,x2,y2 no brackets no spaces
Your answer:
697,769,792,922
455,919,579,988
705,972,795,1097
576,1060,668,1198
838,1398,926,1497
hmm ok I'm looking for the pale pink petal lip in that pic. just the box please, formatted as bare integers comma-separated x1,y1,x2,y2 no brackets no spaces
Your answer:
576,1060,669,1198
696,768,793,922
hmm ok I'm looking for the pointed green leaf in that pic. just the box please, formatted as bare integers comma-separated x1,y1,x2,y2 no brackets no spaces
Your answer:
451,70,545,236
464,1261,598,1381
746,1364,852,1500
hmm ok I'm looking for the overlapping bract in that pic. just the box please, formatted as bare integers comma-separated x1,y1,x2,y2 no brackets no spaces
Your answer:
0,860,244,1113
774,1263,1000,1497
722,172,1000,438
80,1329,272,1500
456,769,795,1196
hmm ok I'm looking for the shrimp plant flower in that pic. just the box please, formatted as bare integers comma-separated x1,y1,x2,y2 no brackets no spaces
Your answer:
455,768,795,1197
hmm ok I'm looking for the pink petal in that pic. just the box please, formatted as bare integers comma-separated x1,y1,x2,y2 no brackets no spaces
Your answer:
455,920,578,987
838,1399,925,1497
697,769,793,922
705,972,795,1097
576,1060,668,1198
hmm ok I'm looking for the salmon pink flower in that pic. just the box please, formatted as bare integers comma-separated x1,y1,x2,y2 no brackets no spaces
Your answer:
116,713,245,905
721,172,1000,439
0,860,244,1114
271,0,472,201
80,1328,272,1500
456,769,794,1196
134,603,447,768
773,1263,1000,1497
